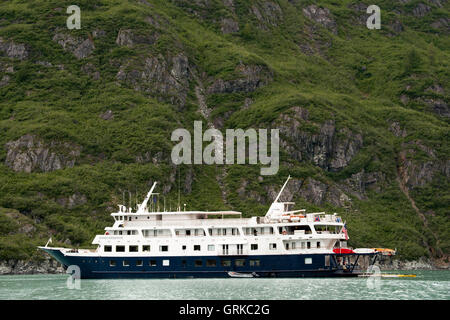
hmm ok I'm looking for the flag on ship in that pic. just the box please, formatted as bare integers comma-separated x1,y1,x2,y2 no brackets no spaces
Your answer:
342,223,349,240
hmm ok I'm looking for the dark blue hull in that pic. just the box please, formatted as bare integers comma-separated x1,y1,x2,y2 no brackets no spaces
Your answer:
42,248,363,279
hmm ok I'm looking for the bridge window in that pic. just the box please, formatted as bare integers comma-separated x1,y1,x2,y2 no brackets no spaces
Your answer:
307,242,311,249
129,245,138,252
104,245,112,252
251,244,258,251
244,227,274,236
142,245,150,252
160,245,169,252
194,245,201,251
116,245,125,252
269,243,277,250
317,241,321,248
208,228,240,236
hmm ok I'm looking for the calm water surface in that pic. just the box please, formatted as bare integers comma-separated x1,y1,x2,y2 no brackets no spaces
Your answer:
0,270,448,300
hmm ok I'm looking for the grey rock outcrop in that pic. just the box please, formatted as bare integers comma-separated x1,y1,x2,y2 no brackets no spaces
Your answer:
5,134,81,173
116,29,159,47
0,37,28,60
116,53,190,108
99,109,114,120
399,141,449,190
221,18,239,34
250,1,283,29
52,32,95,59
0,75,10,87
279,107,363,172
412,3,432,17
207,64,272,94
424,98,449,118
56,192,87,209
302,5,337,34
0,258,64,275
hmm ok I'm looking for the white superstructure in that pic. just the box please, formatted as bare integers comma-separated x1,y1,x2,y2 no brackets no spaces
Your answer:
87,176,349,258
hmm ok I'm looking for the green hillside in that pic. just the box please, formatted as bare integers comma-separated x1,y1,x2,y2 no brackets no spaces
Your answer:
0,0,448,264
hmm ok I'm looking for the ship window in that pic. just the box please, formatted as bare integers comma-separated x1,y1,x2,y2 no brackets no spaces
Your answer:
305,258,312,265
269,243,277,250
317,241,321,248
109,260,116,267
129,245,138,252
249,259,260,267
136,260,143,266
186,230,191,236
128,217,132,221
206,260,217,267
285,243,289,250
301,242,306,249
221,259,231,267
194,245,201,251
142,245,150,252
251,244,258,250
325,255,330,267
163,260,170,266
182,260,187,268
123,260,130,267
307,242,311,249
235,259,245,267
149,260,156,266
182,245,186,250
160,245,169,252
208,245,215,251
104,245,112,252
116,245,125,252
195,260,203,267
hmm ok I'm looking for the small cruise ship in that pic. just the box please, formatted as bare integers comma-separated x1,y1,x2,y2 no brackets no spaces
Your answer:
40,176,383,279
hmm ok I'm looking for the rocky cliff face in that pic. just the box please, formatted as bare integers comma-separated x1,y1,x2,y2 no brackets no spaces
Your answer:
5,135,81,173
278,107,363,172
116,52,190,108
0,258,64,275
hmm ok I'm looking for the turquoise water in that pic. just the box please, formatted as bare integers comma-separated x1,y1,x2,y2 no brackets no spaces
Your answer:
0,270,448,300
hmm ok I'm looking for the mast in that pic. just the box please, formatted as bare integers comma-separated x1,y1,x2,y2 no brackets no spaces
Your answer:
264,175,291,219
137,182,157,213
274,175,291,203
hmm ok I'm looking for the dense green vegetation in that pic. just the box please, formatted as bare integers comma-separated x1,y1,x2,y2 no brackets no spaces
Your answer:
0,0,448,263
